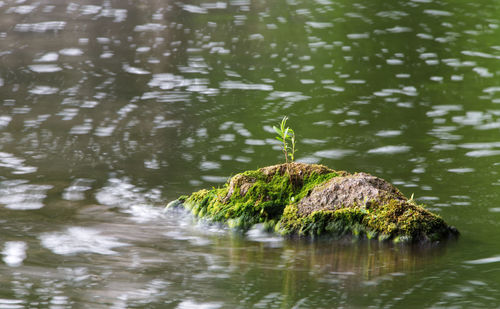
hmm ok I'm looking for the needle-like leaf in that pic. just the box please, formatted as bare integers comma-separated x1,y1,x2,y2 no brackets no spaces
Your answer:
272,116,297,163
273,126,282,135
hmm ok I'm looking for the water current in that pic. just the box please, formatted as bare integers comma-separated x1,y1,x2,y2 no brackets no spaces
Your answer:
1,0,500,307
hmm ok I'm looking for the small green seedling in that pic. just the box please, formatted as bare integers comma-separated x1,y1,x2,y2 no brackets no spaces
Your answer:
409,193,415,204
273,116,297,163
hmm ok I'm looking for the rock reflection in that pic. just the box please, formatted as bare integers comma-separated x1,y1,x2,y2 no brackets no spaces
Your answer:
223,237,448,283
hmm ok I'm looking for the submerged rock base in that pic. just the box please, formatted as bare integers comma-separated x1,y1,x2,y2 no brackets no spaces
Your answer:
168,163,458,243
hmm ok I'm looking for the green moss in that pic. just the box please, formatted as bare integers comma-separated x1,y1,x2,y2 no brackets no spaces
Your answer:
277,203,369,238
174,163,339,231
276,198,452,242
363,199,451,241
168,163,458,243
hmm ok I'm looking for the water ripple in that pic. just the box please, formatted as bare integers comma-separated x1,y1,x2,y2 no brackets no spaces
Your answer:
368,145,411,154
134,23,167,32
423,9,453,17
313,149,356,159
0,152,37,174
465,256,500,265
59,48,84,56
2,241,27,267
183,4,208,14
466,150,500,157
14,21,66,32
123,64,150,75
220,81,273,91
40,227,129,255
29,86,59,95
34,52,59,62
0,180,52,210
62,178,94,201
29,64,62,73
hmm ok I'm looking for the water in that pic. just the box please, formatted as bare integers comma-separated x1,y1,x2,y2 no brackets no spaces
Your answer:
1,0,500,307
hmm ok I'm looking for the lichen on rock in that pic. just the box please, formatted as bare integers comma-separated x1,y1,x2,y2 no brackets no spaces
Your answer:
167,163,458,243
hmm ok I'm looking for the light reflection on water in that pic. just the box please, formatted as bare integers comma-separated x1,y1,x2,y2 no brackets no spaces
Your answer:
1,201,453,308
1,0,500,306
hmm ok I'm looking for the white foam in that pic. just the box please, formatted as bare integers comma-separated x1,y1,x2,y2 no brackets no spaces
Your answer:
246,224,283,245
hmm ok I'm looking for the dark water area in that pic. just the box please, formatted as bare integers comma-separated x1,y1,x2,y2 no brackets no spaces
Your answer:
1,0,500,307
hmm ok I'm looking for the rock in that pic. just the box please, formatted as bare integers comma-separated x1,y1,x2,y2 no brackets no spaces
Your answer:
167,163,458,243
296,173,405,216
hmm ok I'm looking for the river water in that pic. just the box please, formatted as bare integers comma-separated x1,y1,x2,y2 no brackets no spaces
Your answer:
1,0,500,307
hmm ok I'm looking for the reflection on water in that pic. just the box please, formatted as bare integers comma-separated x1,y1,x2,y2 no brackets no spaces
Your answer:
2,241,27,267
0,202,452,308
40,227,130,255
1,0,500,306
0,180,52,210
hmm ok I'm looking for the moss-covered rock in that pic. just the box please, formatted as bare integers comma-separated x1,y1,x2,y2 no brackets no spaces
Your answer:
167,163,458,243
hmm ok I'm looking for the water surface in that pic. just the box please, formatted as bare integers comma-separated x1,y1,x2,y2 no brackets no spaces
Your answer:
1,0,500,307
